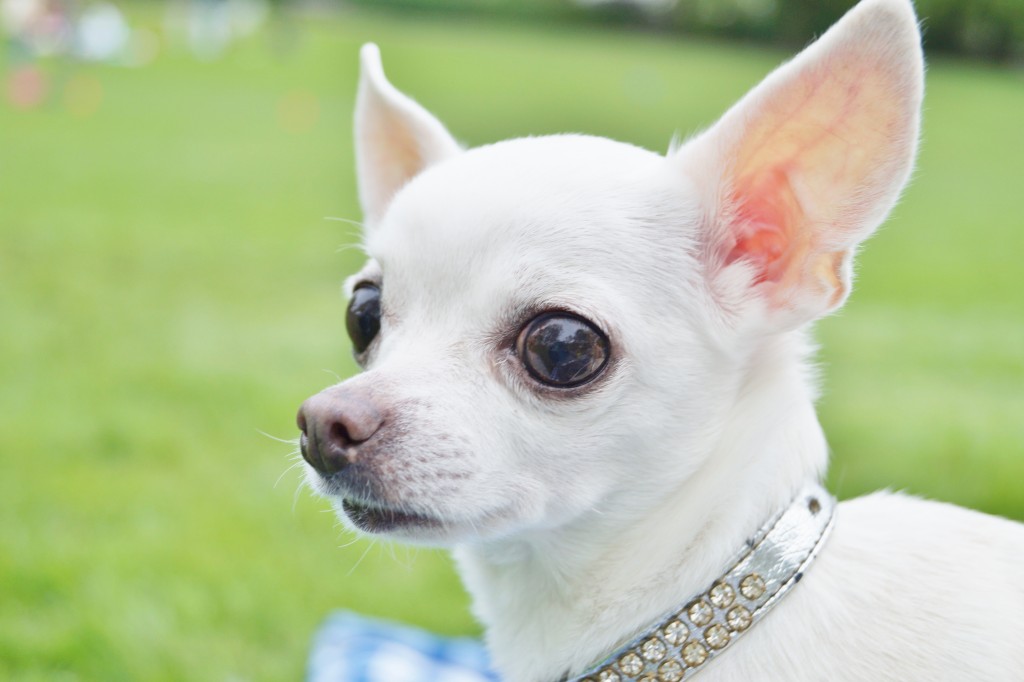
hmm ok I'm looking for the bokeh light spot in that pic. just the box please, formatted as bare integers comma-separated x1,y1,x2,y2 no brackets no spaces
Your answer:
7,66,48,110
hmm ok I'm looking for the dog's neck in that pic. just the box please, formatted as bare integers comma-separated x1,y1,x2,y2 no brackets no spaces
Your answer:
454,332,828,682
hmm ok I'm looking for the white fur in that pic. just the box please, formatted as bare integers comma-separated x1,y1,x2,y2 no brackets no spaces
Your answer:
301,0,1024,679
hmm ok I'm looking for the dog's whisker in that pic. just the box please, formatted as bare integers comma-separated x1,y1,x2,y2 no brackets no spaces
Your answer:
323,215,365,229
291,480,308,514
334,243,365,256
275,460,306,490
257,429,299,445
346,539,376,576
320,368,344,383
323,217,364,244
337,532,363,550
397,545,419,572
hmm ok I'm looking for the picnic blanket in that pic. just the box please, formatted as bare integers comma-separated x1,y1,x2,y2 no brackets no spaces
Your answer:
307,611,501,682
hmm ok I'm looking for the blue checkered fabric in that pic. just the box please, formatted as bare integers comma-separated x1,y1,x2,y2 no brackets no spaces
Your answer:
307,611,501,682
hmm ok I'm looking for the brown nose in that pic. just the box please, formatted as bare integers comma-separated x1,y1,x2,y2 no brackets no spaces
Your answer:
296,386,384,475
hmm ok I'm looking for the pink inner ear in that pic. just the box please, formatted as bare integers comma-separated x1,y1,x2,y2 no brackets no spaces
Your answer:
724,165,805,285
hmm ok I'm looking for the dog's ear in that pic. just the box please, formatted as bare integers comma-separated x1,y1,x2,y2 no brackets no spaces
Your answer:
355,43,462,225
681,0,923,330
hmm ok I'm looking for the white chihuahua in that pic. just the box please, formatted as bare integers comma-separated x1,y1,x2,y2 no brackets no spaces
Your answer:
296,0,1024,679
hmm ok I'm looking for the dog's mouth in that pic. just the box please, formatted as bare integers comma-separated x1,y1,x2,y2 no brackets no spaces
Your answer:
341,498,441,533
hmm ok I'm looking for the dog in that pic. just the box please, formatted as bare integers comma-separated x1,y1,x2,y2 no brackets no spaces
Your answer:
295,0,1024,679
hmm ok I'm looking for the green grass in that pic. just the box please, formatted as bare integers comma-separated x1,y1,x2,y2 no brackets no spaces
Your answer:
1,6,1022,680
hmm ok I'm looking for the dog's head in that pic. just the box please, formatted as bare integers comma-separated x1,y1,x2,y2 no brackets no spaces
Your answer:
297,0,923,545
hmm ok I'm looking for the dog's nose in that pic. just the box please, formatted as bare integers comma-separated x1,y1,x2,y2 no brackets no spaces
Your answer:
297,387,384,475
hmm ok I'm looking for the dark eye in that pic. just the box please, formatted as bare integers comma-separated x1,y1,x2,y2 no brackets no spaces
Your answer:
517,313,610,388
346,284,381,354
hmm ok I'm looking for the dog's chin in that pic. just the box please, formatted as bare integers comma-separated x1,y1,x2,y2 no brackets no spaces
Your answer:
331,497,467,544
308,471,525,544
340,498,441,534
330,495,520,545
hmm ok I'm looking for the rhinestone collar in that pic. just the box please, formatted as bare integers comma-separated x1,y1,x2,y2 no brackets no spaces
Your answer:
564,482,836,682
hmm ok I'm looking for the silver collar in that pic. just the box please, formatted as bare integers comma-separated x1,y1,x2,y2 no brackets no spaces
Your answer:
564,482,836,682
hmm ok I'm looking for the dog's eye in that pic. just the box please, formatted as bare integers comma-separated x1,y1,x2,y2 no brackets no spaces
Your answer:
346,284,381,354
517,313,609,388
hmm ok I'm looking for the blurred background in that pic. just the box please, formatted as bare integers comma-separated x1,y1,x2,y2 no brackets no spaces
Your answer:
1,0,1021,679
